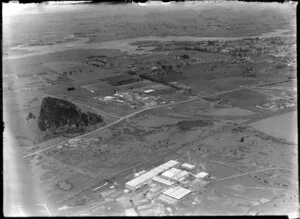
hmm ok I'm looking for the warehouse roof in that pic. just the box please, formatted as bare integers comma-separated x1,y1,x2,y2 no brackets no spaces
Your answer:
161,168,181,178
152,176,174,186
161,168,190,181
163,186,191,200
125,160,179,188
181,163,195,170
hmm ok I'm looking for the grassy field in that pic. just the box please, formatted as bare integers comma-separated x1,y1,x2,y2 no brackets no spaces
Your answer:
213,88,270,112
27,154,98,209
81,82,115,97
44,83,97,99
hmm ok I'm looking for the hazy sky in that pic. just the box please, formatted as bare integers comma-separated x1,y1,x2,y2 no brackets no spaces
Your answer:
3,1,296,17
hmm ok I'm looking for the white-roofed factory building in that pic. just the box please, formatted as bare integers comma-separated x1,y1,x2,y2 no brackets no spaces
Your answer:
125,160,180,190
194,172,209,179
161,167,190,182
124,158,211,205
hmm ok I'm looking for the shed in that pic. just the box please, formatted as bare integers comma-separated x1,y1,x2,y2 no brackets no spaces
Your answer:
181,163,195,171
194,172,209,179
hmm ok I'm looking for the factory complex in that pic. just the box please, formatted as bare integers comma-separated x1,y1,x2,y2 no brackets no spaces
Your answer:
124,159,210,209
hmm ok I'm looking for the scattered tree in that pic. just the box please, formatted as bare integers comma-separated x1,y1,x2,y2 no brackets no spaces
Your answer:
240,137,245,142
181,54,189,59
27,112,36,120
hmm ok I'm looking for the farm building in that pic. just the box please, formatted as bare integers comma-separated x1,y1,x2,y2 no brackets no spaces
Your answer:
181,163,195,171
162,186,191,200
161,168,190,182
125,160,180,190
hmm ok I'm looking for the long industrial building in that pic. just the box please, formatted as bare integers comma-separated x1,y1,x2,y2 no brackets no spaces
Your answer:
125,160,180,190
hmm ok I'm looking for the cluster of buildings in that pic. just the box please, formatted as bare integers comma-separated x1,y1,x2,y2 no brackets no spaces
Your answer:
96,91,166,108
122,160,210,216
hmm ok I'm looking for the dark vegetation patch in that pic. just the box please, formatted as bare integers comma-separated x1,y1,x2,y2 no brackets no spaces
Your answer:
99,74,142,86
26,112,37,120
140,70,186,85
38,97,103,136
181,54,190,59
67,87,76,91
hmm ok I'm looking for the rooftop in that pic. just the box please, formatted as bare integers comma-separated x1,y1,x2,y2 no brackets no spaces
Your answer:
161,167,190,181
152,176,175,186
181,163,195,170
163,186,191,200
125,160,179,188
194,172,209,178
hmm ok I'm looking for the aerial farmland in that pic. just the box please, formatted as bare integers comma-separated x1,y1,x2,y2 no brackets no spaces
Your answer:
3,1,298,217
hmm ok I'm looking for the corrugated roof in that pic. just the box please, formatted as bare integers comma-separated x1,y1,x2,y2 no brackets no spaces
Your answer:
173,170,189,181
163,186,191,200
161,168,182,178
125,160,179,188
181,163,195,169
152,176,174,186
161,168,189,181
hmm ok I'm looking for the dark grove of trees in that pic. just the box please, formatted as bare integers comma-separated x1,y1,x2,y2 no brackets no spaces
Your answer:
38,97,103,133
